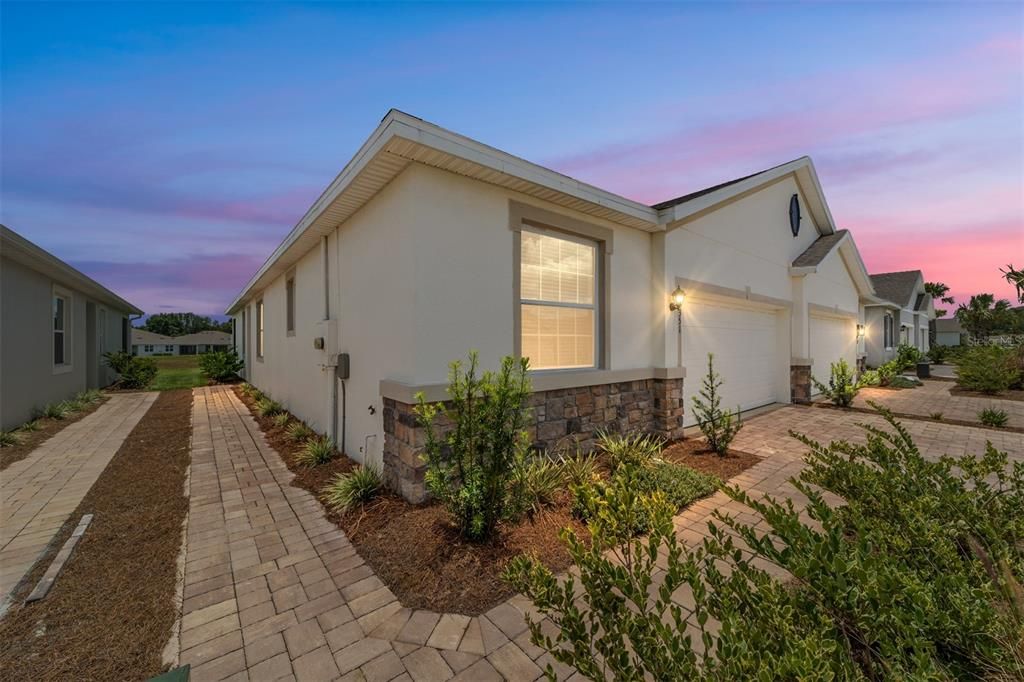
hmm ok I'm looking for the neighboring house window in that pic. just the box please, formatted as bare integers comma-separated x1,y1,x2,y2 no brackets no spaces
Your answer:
883,314,893,349
53,290,70,369
519,229,597,370
165,345,174,352
900,325,909,346
286,276,296,334
144,344,154,352
256,299,265,358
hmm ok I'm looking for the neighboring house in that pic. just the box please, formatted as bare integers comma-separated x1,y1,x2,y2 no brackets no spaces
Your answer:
934,317,963,347
863,270,935,367
227,110,883,501
0,225,142,430
131,329,232,355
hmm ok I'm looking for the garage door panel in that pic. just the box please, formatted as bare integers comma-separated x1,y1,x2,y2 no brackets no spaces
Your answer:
682,299,779,426
810,315,857,390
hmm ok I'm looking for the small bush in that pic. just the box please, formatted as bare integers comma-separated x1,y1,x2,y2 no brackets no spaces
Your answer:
0,430,21,447
255,397,284,417
271,413,291,429
876,359,902,386
75,389,103,405
285,421,314,443
957,345,1020,394
632,461,719,512
559,452,599,487
597,430,663,472
18,420,41,432
691,353,742,455
415,351,532,542
105,353,158,389
813,359,859,407
927,344,950,364
322,465,382,513
510,451,566,516
295,435,335,467
929,412,944,421
858,369,880,386
199,349,244,383
38,402,71,420
979,408,1009,428
895,343,923,370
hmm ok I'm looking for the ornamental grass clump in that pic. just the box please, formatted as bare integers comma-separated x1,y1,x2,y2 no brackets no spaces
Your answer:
255,397,284,417
814,358,859,407
295,435,335,467
322,465,382,514
979,407,1009,428
691,353,742,455
507,405,1024,680
0,431,21,447
38,401,71,420
271,412,291,429
415,351,532,542
596,430,663,472
285,421,314,443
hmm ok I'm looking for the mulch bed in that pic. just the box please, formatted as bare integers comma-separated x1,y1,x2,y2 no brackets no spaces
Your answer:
233,386,761,615
660,439,762,481
949,386,1024,402
0,397,108,471
0,389,193,681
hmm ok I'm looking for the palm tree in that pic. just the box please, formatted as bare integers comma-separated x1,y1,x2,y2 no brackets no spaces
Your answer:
955,294,1014,343
924,281,955,318
1001,264,1024,304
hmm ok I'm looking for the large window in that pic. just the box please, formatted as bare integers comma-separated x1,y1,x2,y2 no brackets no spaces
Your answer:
883,314,894,348
520,229,597,370
53,291,69,368
286,276,296,334
256,300,265,358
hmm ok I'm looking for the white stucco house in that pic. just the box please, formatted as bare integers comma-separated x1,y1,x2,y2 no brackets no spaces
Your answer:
131,329,232,356
227,110,882,501
863,270,934,367
934,317,963,347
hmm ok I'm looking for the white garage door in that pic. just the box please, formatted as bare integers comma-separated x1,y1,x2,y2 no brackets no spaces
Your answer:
682,298,780,427
809,315,856,390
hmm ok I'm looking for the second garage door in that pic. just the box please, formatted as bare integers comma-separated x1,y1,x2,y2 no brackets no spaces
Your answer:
682,298,781,427
809,314,857,391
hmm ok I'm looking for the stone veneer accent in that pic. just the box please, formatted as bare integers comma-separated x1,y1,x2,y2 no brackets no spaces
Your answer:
790,363,813,404
383,377,685,503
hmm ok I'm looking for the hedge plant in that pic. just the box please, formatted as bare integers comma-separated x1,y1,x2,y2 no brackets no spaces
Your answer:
957,345,1020,394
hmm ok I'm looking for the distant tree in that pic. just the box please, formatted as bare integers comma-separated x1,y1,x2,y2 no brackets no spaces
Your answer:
1001,264,1024,304
955,294,1021,342
139,313,230,336
924,281,954,318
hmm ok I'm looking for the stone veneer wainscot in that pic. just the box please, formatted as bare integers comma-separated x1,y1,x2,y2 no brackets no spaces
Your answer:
382,373,685,503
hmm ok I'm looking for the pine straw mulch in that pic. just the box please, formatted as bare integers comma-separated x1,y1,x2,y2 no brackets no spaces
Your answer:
0,397,108,471
233,386,763,615
660,439,763,482
0,389,192,681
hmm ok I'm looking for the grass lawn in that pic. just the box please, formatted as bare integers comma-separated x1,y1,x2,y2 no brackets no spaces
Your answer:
150,355,206,390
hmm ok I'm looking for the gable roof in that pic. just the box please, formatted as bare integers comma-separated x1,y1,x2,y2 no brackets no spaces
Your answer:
792,230,849,267
2,224,142,315
132,329,175,344
869,270,922,308
174,330,232,345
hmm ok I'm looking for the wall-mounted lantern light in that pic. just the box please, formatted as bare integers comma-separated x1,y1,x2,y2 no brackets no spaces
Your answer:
669,286,686,312
856,324,865,341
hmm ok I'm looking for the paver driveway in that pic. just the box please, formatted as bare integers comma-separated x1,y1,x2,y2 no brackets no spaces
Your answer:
178,387,1024,681
853,379,1024,429
0,392,157,610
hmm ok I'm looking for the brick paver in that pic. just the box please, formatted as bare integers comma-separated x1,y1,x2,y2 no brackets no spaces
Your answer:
0,392,157,609
179,386,1023,681
852,379,1023,429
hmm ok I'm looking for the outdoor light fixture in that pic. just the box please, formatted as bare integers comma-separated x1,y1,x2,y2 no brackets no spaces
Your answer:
669,286,686,312
856,324,865,341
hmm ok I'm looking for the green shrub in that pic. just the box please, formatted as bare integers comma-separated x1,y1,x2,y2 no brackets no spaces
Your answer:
957,345,1020,394
813,359,859,407
895,343,923,370
889,376,921,389
255,397,284,417
75,389,103,405
285,421,314,443
632,461,718,512
929,412,944,421
103,352,158,389
876,358,902,386
415,352,532,542
596,430,663,472
507,408,1024,680
322,465,382,513
38,402,71,420
271,412,291,429
691,353,742,455
979,408,1009,428
558,452,599,487
18,420,41,432
857,369,880,386
927,344,950,364
0,430,21,447
199,349,244,383
510,451,566,516
295,435,335,467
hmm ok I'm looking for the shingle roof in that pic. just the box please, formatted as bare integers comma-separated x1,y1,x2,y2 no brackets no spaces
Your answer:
132,329,175,344
869,270,921,307
650,158,799,211
174,331,232,345
792,230,848,267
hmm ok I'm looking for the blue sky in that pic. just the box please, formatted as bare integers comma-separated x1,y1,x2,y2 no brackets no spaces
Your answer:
3,1,1021,315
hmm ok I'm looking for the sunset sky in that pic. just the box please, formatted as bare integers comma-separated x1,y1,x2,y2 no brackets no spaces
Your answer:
2,1,1021,316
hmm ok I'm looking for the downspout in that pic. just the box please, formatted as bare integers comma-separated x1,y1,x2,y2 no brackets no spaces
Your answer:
322,235,344,452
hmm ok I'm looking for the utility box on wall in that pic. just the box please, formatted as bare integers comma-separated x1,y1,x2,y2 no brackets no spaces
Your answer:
315,319,340,356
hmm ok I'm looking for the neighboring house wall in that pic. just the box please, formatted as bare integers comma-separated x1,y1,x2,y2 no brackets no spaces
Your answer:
0,255,131,429
864,307,896,367
936,331,962,346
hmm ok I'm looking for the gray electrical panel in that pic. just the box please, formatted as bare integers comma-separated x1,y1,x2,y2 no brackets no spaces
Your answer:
335,353,350,380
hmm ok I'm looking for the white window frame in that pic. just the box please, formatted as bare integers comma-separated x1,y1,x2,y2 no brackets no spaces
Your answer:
883,313,894,350
165,345,174,353
285,274,296,336
52,285,72,374
518,225,600,372
144,344,154,353
256,299,265,360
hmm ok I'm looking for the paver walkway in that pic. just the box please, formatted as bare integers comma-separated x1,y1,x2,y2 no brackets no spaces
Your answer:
0,392,157,608
853,379,1024,429
179,388,1024,681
